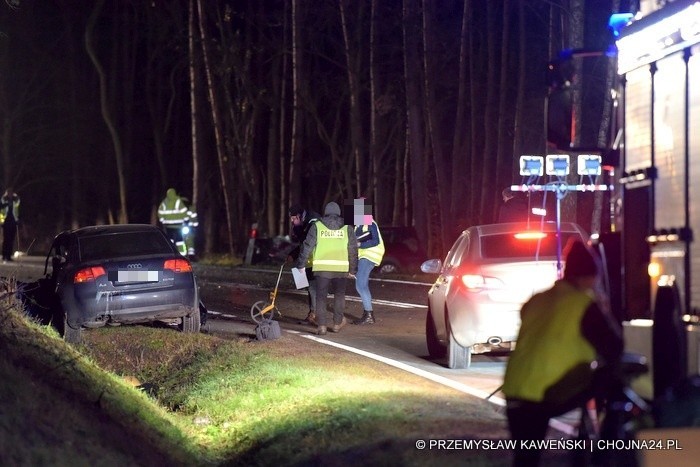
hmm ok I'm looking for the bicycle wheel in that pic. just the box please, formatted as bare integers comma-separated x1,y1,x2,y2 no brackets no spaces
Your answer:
250,300,279,323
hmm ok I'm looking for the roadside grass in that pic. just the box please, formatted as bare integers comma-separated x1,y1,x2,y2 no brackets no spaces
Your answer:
1,288,513,466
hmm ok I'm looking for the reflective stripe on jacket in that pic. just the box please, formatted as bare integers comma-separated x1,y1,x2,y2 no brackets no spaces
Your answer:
502,280,596,403
0,196,20,224
312,224,350,272
356,222,385,266
158,198,188,225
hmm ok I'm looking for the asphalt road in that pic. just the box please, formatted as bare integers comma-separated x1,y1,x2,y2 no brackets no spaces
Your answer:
194,263,511,408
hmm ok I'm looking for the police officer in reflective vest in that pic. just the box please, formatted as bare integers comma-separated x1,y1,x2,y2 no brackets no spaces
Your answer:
157,188,192,255
296,201,357,335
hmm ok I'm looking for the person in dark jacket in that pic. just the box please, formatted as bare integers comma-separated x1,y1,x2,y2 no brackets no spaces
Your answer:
1,188,20,262
296,202,358,335
502,240,623,466
288,204,320,325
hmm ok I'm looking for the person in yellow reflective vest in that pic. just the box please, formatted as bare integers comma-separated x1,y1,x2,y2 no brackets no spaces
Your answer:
502,240,623,467
157,188,194,256
296,201,357,335
351,199,385,325
0,188,20,262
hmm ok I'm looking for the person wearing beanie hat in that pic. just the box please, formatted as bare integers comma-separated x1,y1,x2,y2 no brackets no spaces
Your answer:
296,201,358,335
287,203,321,325
502,240,623,466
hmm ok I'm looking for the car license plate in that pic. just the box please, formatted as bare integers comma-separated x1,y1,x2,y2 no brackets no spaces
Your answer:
111,270,160,283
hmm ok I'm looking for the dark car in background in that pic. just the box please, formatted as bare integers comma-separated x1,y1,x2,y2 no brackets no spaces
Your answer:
28,224,202,343
377,226,427,274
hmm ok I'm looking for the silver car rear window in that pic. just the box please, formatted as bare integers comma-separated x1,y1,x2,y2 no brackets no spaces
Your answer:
480,232,582,260
79,231,173,261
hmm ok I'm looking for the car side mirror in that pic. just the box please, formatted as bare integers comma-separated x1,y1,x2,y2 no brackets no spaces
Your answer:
421,259,442,274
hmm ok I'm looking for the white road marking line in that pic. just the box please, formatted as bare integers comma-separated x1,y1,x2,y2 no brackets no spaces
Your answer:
298,332,506,406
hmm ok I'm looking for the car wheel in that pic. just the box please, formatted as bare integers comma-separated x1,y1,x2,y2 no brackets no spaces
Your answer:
378,260,399,275
446,310,471,369
61,311,82,344
425,307,446,358
180,307,201,333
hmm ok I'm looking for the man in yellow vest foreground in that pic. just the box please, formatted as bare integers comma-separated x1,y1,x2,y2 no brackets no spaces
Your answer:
296,202,358,335
350,198,385,325
502,240,623,466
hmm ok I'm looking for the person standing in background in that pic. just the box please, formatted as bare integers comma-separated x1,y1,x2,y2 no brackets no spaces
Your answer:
296,201,358,335
350,198,384,325
0,188,20,263
288,204,320,325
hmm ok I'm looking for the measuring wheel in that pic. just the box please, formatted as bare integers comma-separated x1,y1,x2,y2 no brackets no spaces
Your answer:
250,300,280,324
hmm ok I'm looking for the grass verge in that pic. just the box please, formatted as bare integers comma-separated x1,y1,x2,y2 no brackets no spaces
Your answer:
1,291,513,466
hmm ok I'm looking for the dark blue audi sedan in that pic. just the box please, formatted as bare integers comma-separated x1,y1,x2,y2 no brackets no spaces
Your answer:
38,224,201,343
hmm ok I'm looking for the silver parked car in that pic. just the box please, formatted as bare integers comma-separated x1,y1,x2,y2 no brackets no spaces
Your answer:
421,221,588,368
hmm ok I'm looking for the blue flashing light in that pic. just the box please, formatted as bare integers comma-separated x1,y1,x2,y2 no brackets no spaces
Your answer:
546,155,570,176
608,13,634,38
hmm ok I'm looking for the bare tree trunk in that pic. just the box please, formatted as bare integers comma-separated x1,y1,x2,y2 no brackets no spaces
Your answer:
495,0,512,208
339,0,364,196
421,0,450,252
85,0,128,224
564,0,584,223
278,2,290,233
402,0,427,241
196,0,234,254
369,0,378,213
189,0,200,211
450,0,471,235
511,0,526,181
475,1,499,222
289,0,303,205
468,2,480,225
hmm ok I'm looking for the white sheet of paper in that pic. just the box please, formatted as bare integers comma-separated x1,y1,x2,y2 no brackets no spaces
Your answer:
292,267,309,289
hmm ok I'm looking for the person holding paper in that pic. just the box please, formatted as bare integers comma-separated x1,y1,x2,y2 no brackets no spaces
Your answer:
296,201,357,335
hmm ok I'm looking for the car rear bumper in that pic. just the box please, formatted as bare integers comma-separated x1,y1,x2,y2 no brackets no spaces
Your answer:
64,288,197,328
448,300,521,348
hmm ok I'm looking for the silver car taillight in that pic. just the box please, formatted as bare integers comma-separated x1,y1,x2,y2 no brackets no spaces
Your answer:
460,275,504,291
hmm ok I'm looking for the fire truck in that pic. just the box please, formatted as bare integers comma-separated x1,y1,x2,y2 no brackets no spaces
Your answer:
553,0,700,400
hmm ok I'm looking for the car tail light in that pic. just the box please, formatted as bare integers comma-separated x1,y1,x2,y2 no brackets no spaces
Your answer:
460,274,503,292
514,231,547,240
74,266,107,283
164,258,193,273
